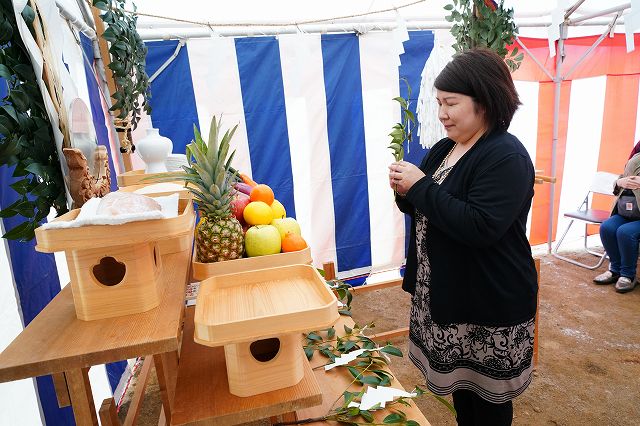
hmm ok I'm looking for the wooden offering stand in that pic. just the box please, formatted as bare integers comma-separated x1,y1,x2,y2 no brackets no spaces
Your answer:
192,246,312,280
194,264,339,397
34,198,195,321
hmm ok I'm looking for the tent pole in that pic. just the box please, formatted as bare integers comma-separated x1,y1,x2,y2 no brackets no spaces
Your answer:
548,23,566,254
568,3,631,25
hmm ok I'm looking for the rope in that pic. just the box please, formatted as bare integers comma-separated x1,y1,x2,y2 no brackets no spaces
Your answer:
89,0,425,29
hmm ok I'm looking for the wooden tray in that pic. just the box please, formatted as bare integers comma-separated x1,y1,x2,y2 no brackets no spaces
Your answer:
116,169,180,187
192,246,312,281
35,198,195,252
117,182,191,199
194,264,338,346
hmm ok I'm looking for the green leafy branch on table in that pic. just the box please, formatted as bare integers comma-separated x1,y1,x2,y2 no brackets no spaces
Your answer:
275,386,428,425
295,273,455,424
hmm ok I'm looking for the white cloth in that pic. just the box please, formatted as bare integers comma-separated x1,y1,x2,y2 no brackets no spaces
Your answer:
41,193,179,229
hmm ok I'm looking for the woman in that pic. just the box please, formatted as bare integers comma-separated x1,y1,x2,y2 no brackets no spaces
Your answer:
592,148,640,293
388,48,537,426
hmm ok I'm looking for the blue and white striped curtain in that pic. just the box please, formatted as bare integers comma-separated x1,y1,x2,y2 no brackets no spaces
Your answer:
133,30,434,278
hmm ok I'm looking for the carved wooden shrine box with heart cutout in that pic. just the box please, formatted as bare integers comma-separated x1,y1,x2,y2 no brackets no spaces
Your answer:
34,198,195,321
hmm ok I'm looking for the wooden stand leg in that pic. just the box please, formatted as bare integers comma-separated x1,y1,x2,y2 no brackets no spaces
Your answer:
154,351,178,424
52,372,71,407
65,368,98,426
99,398,121,426
123,356,153,426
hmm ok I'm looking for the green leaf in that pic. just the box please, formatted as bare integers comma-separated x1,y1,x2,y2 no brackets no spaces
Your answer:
10,89,30,112
2,220,34,241
380,345,403,357
327,327,335,338
0,63,12,80
9,178,30,195
406,421,420,426
344,324,352,334
346,366,360,379
1,105,19,123
306,332,322,341
21,5,35,25
94,1,109,11
359,410,374,422
383,412,404,423
304,346,314,360
444,4,454,10
358,375,381,386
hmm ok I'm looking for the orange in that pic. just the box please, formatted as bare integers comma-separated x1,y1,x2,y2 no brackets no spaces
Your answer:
250,184,275,205
281,232,307,252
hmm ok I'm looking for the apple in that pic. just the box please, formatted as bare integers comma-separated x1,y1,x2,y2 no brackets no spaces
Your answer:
244,225,281,257
271,217,301,240
231,192,250,223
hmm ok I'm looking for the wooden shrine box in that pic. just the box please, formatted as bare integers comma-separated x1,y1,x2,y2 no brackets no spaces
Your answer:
192,246,312,281
34,198,195,321
194,264,339,397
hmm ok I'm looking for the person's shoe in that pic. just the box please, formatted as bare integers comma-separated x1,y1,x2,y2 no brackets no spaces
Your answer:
593,270,619,284
615,277,636,293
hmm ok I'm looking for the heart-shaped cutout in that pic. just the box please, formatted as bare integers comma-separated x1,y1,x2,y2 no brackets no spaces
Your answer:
91,256,126,286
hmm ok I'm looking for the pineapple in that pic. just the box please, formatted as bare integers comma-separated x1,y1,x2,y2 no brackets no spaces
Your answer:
182,117,244,262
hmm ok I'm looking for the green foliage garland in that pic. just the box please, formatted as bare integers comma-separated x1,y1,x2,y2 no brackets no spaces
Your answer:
92,0,151,135
0,1,68,241
445,0,523,72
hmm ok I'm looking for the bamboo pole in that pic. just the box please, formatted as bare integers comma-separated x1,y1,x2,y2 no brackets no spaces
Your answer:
90,5,134,171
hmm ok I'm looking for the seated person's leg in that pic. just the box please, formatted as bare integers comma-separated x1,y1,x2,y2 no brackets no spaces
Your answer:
595,215,627,283
613,220,640,293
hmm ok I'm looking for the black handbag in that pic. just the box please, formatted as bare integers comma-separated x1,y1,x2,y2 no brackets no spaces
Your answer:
617,189,640,220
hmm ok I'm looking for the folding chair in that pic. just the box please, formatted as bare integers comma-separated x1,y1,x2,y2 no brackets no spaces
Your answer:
552,171,620,269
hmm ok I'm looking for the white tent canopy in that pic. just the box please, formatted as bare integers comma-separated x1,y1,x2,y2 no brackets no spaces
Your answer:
1,1,639,424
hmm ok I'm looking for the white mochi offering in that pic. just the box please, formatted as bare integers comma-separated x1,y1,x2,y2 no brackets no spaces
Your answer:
96,192,162,216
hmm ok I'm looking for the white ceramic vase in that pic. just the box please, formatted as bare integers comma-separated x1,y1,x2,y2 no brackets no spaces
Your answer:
136,128,173,174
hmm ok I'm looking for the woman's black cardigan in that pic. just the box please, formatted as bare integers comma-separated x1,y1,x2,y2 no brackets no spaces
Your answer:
397,130,538,327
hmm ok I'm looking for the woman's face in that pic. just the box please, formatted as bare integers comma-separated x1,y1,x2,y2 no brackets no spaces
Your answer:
436,90,487,144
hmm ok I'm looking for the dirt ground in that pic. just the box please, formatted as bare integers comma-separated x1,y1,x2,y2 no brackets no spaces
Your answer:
123,248,640,425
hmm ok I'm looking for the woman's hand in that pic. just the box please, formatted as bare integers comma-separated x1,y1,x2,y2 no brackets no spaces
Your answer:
388,161,425,196
617,176,640,190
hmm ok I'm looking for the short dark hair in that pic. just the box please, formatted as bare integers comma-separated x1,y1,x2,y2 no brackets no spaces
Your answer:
434,48,521,132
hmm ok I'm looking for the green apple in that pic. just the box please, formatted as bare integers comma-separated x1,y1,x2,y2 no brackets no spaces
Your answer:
244,225,281,257
271,218,301,240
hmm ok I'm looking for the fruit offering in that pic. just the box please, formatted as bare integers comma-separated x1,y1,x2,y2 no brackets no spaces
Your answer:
228,178,308,257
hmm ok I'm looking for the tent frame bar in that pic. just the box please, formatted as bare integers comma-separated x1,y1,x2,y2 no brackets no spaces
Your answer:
568,2,631,25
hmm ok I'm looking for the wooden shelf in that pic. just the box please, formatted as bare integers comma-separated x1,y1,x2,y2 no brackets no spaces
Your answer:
171,308,323,425
0,248,191,382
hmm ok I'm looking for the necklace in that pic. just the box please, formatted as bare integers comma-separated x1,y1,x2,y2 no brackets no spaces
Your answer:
433,143,457,184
